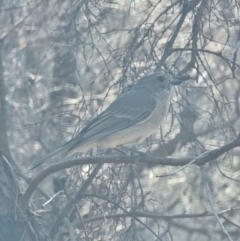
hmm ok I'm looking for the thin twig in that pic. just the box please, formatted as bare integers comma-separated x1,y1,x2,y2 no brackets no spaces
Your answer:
63,218,77,241
201,166,233,241
48,163,103,238
156,150,216,177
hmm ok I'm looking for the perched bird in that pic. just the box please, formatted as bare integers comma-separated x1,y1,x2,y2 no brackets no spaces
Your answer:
29,72,184,170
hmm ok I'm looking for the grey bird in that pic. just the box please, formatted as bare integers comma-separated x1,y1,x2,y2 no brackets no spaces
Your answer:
29,72,184,170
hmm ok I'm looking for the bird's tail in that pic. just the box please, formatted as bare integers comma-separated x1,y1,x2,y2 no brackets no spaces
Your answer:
28,143,72,170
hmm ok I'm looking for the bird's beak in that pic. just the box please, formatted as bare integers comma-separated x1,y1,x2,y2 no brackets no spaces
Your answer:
170,75,191,85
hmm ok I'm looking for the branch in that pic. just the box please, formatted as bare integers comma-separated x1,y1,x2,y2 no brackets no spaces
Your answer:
157,0,202,68
201,166,233,241
72,207,240,228
172,48,240,69
21,133,240,209
48,163,103,238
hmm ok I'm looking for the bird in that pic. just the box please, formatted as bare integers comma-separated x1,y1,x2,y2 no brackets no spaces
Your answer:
29,71,184,170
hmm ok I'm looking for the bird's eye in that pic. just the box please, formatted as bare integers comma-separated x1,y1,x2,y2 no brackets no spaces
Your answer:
157,76,165,82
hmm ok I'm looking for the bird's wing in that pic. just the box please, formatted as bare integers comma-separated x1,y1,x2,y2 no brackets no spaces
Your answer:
67,90,157,151
29,90,156,170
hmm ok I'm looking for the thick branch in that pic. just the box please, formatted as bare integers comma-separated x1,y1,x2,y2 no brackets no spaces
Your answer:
21,133,240,209
73,207,240,228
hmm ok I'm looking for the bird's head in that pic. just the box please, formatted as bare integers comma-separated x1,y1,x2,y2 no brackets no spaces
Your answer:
136,71,185,94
